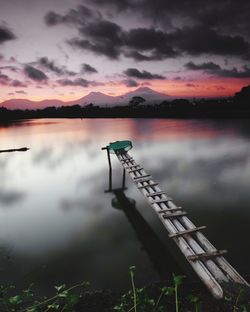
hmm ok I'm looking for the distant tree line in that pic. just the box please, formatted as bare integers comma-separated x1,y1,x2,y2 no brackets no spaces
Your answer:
1,86,250,121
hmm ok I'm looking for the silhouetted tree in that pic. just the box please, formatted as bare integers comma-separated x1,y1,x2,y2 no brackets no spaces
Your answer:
129,96,146,107
234,85,250,105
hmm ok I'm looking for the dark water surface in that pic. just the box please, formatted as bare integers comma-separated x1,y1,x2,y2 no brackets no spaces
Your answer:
0,118,250,293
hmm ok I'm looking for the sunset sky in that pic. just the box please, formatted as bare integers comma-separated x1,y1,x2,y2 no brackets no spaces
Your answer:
0,0,250,102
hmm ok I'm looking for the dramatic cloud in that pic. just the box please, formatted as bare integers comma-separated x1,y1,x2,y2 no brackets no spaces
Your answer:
122,79,139,87
185,61,250,78
87,0,250,39
176,27,249,56
215,66,250,78
45,4,250,62
24,65,48,81
81,63,98,73
0,25,16,44
185,62,221,71
0,72,27,87
68,19,123,59
68,37,121,59
38,57,63,75
57,78,102,87
0,65,19,72
0,73,10,85
37,57,76,76
44,5,100,26
124,28,178,59
11,80,27,87
124,68,165,80
45,7,178,60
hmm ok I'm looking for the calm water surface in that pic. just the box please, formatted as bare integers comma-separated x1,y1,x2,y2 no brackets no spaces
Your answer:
0,118,250,292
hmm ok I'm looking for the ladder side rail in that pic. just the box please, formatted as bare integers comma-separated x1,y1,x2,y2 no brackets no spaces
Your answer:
118,152,249,285
117,154,228,297
119,153,229,283
178,214,249,285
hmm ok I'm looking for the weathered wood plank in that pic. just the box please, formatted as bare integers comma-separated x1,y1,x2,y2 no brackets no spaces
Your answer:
128,167,144,173
162,212,187,219
188,250,228,261
146,191,165,197
151,198,172,204
137,182,158,189
169,226,207,238
158,207,183,213
133,174,151,180
134,176,152,183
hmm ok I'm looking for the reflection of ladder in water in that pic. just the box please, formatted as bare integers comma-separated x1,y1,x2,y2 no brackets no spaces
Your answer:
102,141,249,299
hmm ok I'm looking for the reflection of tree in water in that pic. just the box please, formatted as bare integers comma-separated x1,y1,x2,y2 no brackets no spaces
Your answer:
111,189,185,279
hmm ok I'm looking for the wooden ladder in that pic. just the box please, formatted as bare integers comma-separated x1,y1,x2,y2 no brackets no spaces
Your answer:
117,151,249,299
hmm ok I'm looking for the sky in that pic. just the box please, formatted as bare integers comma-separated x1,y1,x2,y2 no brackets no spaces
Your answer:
0,0,250,102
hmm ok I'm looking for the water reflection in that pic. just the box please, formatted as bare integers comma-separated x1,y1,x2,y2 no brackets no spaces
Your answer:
111,189,184,278
0,118,250,292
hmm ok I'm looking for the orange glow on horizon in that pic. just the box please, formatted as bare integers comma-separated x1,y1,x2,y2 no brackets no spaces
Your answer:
1,77,250,103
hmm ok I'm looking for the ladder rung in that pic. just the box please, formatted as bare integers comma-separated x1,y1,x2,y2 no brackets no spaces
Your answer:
128,167,143,173
125,164,139,169
138,182,158,189
187,250,227,261
158,207,183,213
134,177,152,184
169,226,207,238
146,191,165,197
151,198,172,204
162,212,187,219
133,174,151,180
121,159,133,163
121,157,133,162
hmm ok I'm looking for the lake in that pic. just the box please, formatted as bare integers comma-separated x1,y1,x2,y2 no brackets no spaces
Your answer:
0,118,250,293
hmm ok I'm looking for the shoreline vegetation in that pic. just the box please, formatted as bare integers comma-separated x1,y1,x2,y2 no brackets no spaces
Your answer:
1,85,250,120
1,97,250,121
0,268,249,312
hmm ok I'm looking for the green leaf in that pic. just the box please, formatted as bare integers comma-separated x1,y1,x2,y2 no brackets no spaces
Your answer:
54,284,66,292
69,293,79,305
58,290,69,298
224,295,232,302
162,286,175,296
47,303,60,310
8,295,22,306
241,305,248,312
173,274,186,286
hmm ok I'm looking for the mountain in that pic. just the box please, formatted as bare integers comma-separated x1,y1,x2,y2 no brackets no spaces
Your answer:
0,87,172,110
1,98,65,110
68,91,117,106
116,87,171,104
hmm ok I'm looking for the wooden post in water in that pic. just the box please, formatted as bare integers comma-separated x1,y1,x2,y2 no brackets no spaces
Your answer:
101,146,113,192
0,147,29,153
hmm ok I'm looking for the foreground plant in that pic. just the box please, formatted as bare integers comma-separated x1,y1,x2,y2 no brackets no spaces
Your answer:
114,267,187,312
0,281,89,312
129,266,137,312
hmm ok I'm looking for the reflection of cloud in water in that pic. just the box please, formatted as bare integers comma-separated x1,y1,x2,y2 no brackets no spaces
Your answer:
0,189,26,207
135,138,250,210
